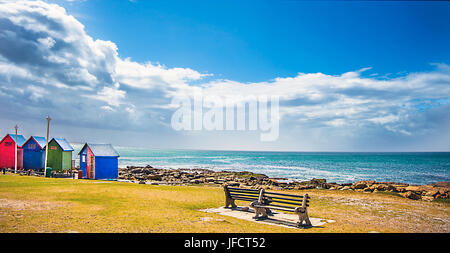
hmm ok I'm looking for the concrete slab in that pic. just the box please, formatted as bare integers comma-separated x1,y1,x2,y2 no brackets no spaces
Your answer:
200,206,335,229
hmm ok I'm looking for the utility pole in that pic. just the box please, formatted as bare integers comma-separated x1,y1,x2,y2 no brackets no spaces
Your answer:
14,125,18,174
44,116,51,177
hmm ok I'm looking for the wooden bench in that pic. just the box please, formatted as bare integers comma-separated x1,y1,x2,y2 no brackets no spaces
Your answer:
224,185,312,227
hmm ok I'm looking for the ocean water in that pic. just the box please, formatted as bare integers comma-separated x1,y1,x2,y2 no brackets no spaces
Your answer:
71,144,450,185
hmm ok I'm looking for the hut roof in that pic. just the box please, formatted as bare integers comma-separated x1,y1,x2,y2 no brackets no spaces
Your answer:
6,134,26,147
31,136,47,149
79,143,119,157
51,138,74,151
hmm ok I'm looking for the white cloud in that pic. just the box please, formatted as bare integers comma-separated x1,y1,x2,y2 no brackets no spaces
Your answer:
84,85,126,107
0,0,449,150
115,58,206,90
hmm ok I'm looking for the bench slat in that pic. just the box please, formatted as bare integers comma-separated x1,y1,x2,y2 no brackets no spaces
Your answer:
268,203,309,209
266,195,309,203
252,205,296,212
263,203,298,210
229,192,260,199
226,187,311,209
228,187,260,193
228,191,259,196
232,196,259,202
266,199,306,206
264,191,309,199
230,193,259,199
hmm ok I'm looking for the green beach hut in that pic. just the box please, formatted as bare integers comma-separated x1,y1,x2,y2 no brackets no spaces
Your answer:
45,138,74,171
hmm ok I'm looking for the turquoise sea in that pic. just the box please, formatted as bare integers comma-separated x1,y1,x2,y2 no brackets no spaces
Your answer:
72,144,450,185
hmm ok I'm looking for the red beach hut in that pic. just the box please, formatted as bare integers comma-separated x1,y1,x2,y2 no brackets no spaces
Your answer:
0,134,26,169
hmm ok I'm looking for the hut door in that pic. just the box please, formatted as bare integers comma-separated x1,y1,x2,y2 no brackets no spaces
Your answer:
89,156,95,179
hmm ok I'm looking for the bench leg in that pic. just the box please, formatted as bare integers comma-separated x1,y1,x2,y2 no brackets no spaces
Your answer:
253,207,268,220
225,196,237,208
250,201,268,219
224,186,237,208
295,207,312,228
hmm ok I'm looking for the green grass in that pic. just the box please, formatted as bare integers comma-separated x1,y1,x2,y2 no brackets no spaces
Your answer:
373,191,402,197
433,198,450,204
0,173,449,233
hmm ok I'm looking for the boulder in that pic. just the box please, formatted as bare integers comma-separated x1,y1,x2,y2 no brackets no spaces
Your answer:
205,177,216,183
363,187,373,192
405,186,422,192
341,186,352,191
147,175,162,181
394,186,407,193
401,191,421,200
374,184,395,191
353,183,367,189
431,182,450,188
421,196,434,202
189,179,200,184
311,178,327,184
424,190,440,197
226,181,240,187
354,180,375,186
269,179,279,186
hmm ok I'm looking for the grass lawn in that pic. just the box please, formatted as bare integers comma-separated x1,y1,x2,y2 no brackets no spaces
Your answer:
0,173,449,233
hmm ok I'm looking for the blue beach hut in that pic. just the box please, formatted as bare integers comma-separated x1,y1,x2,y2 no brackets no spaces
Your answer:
22,136,46,170
78,143,119,180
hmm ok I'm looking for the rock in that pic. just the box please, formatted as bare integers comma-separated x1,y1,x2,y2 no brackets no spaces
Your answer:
394,186,407,193
311,178,327,184
363,187,373,192
425,190,440,197
421,196,434,201
405,186,422,192
295,185,315,190
401,191,421,200
226,181,240,187
189,179,200,184
147,175,162,181
269,179,279,186
438,188,449,195
354,180,375,186
353,183,367,189
374,184,395,191
431,182,450,188
115,167,450,201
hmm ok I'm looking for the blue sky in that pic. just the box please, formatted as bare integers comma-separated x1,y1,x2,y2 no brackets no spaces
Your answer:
57,0,450,82
0,0,449,151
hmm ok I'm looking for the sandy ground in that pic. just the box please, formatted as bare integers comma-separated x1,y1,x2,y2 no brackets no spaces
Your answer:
201,206,335,229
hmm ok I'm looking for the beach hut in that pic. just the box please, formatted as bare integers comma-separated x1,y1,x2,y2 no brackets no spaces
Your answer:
78,143,119,180
22,136,47,170
0,134,26,169
45,138,74,171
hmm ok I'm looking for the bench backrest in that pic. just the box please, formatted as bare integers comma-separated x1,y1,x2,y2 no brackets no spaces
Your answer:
226,186,260,202
225,186,310,210
263,190,309,210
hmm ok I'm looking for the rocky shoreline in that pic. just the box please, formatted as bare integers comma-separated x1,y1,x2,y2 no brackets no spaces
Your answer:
118,166,450,201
